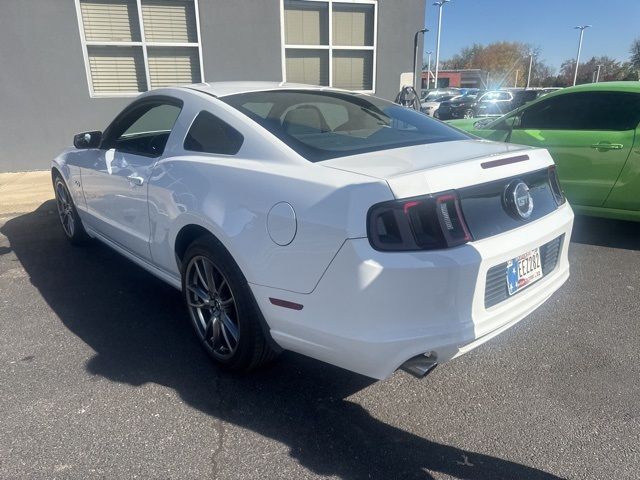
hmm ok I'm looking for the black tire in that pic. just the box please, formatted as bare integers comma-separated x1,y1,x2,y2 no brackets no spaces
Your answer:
53,174,90,245
181,235,278,371
463,109,474,119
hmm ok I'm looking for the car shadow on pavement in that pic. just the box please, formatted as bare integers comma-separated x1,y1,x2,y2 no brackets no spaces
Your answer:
1,201,564,480
571,215,640,251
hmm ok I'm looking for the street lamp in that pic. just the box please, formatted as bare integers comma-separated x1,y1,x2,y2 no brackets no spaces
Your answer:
413,28,428,92
526,52,536,89
573,25,591,86
595,64,603,83
426,51,433,89
433,0,451,90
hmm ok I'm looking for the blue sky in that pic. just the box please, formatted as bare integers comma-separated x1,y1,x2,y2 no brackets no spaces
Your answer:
422,0,640,71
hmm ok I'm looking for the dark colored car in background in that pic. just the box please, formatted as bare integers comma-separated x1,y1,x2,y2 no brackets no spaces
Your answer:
436,91,486,120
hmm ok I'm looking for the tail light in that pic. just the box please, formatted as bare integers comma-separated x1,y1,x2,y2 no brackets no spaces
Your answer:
367,191,472,251
548,165,566,206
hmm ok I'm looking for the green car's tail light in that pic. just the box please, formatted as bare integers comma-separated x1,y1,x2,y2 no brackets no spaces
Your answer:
548,165,566,206
367,191,472,251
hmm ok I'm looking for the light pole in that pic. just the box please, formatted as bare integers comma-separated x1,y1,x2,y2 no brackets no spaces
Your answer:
413,28,428,92
426,51,433,89
526,52,536,89
573,25,591,86
595,64,602,83
433,0,451,90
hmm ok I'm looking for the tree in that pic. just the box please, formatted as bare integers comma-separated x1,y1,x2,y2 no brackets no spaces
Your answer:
631,38,640,69
558,56,638,86
436,43,484,70
432,41,557,88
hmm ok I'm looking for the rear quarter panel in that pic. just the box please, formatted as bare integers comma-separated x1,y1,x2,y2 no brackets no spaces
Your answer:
147,157,392,294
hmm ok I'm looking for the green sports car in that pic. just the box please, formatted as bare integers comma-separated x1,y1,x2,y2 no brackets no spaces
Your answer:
448,82,640,222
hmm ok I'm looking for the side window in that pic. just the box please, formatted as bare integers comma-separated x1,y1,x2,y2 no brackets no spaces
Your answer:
104,99,182,158
184,111,244,155
520,92,640,131
583,92,640,130
519,95,578,130
122,105,180,138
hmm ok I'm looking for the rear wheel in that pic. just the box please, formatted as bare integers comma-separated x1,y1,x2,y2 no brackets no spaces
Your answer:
53,175,89,245
181,236,277,371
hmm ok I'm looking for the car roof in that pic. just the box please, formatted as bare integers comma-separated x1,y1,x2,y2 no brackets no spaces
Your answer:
181,81,348,98
545,81,640,97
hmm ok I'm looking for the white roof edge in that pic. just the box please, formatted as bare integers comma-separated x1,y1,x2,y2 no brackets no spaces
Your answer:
181,81,353,98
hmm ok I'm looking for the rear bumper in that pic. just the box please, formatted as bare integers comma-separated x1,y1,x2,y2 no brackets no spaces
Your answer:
251,203,574,379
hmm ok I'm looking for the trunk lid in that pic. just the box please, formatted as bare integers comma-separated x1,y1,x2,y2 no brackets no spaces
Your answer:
321,139,554,198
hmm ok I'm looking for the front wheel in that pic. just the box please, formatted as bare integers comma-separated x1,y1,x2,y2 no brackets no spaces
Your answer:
181,236,278,371
53,175,90,245
462,109,474,119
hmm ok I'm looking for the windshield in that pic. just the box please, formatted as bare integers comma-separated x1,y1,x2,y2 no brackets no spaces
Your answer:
422,92,439,102
479,91,507,102
222,90,470,162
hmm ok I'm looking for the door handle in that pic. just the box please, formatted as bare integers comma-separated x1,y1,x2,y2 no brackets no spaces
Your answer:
590,143,623,150
126,175,144,186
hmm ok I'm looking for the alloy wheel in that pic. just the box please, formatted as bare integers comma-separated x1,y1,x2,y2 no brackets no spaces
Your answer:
185,255,240,359
55,180,75,238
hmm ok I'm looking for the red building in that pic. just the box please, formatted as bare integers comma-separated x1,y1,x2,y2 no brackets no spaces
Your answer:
422,69,488,89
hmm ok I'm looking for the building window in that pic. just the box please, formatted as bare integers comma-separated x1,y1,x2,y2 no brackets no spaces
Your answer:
76,0,203,96
281,0,377,92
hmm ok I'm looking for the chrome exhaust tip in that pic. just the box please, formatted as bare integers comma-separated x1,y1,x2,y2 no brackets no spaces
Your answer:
400,353,438,378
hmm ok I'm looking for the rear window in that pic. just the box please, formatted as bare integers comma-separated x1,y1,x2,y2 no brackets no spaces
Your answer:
221,90,469,162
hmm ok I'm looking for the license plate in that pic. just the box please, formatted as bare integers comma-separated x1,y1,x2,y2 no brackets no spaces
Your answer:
506,248,542,295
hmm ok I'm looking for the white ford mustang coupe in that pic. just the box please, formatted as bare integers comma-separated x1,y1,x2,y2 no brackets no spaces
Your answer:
52,82,573,379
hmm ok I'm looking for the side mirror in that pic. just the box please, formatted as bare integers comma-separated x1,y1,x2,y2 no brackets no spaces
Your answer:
73,131,102,149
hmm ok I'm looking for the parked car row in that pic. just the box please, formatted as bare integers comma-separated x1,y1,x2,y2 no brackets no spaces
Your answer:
434,88,562,120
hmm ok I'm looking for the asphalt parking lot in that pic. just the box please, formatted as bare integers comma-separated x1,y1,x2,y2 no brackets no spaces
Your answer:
1,201,638,480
